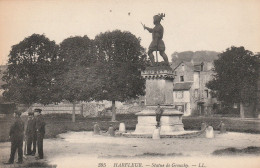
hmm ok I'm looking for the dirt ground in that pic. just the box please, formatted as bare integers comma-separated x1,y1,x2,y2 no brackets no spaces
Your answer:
0,131,260,168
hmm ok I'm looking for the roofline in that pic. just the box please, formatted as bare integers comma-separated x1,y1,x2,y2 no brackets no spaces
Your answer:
172,61,183,71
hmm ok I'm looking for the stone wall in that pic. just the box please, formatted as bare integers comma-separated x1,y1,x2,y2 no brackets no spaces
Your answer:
19,101,142,117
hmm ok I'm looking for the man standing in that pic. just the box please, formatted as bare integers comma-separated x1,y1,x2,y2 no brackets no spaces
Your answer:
25,111,37,156
155,104,164,128
34,108,45,159
5,110,24,164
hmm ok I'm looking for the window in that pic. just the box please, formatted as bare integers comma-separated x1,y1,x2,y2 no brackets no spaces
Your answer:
182,64,185,71
176,91,184,99
204,90,209,98
180,76,184,82
194,89,198,98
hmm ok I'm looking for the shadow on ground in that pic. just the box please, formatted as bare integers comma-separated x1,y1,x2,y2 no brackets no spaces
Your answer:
212,146,260,155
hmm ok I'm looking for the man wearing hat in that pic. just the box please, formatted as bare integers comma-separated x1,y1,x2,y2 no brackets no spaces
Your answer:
25,111,37,156
34,108,45,159
5,110,24,164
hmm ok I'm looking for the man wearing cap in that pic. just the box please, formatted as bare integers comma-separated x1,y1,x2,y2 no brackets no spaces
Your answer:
25,111,37,156
155,104,164,128
5,110,24,164
34,108,45,159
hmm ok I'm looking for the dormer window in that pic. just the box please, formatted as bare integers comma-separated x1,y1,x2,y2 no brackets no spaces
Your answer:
182,64,185,71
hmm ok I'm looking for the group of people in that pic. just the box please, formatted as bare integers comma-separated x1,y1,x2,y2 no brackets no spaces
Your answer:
4,104,162,164
5,108,45,164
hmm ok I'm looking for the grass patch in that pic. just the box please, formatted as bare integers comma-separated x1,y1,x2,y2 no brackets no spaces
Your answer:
212,146,260,155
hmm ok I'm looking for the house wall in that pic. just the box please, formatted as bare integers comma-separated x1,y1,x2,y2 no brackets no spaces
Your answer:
173,90,191,116
193,72,199,89
173,62,218,116
174,63,194,82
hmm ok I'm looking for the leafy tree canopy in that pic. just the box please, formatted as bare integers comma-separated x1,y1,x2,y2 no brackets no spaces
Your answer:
93,30,146,121
206,46,259,104
54,35,97,103
2,34,59,105
93,30,146,102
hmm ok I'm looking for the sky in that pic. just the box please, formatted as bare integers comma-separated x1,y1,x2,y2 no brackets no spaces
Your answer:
0,0,260,65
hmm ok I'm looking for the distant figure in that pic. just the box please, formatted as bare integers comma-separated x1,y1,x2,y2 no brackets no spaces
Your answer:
25,111,37,156
219,121,227,134
201,122,207,131
93,123,101,135
142,13,169,66
35,109,45,159
5,110,24,164
155,104,164,128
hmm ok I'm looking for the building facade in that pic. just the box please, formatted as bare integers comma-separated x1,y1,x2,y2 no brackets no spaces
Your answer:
172,61,218,116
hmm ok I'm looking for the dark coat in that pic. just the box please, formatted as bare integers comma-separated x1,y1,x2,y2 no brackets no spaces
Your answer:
9,117,24,141
36,114,45,135
26,117,36,137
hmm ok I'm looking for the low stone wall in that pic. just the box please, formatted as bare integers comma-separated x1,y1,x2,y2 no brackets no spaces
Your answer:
31,104,83,115
18,101,144,117
17,101,143,117
20,103,99,117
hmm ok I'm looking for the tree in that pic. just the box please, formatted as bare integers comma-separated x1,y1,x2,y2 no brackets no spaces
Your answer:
206,46,259,118
55,36,96,122
2,34,59,109
93,30,146,121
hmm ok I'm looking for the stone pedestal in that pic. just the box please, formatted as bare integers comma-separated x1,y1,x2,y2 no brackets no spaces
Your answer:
152,128,161,139
142,65,174,105
205,126,214,138
134,106,184,135
133,65,184,135
119,123,126,133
